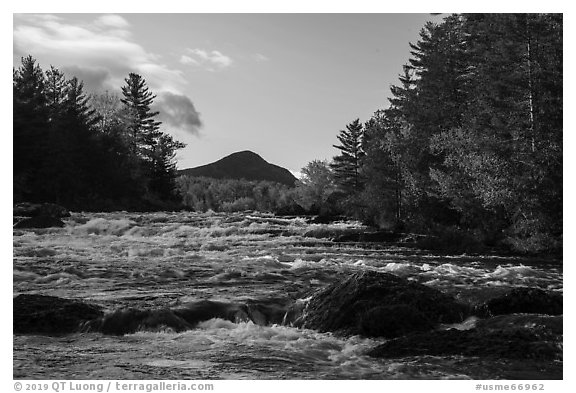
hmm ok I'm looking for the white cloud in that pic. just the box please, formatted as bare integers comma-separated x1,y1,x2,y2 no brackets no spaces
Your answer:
13,13,202,138
153,92,202,136
182,48,233,71
179,55,198,66
13,14,185,94
94,14,130,29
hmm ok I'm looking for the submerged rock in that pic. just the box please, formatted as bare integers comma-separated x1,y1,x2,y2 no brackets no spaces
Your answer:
294,270,468,338
476,313,563,334
275,204,307,216
14,294,103,335
87,308,192,335
13,216,65,229
14,293,297,336
173,300,251,326
333,231,403,243
368,314,562,360
244,298,294,326
475,287,563,317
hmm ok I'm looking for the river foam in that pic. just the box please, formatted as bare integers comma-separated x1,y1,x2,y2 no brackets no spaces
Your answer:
13,211,563,379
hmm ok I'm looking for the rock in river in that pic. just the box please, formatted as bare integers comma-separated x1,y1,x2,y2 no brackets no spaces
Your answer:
368,314,563,360
294,270,468,338
13,216,65,229
13,202,69,228
475,287,563,317
14,294,103,335
13,202,70,218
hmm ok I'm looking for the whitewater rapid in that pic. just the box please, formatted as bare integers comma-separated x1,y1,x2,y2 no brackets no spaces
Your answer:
13,211,563,379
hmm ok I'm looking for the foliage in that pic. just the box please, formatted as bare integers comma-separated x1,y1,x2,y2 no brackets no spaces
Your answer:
177,176,301,214
330,119,365,192
120,73,163,159
295,160,340,215
327,13,562,253
13,56,185,209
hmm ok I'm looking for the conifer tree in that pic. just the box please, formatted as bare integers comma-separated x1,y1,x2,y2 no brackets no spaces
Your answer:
120,72,185,201
330,118,365,192
13,56,49,201
120,73,162,160
149,134,186,200
360,111,404,227
40,76,100,202
361,13,561,250
45,66,67,122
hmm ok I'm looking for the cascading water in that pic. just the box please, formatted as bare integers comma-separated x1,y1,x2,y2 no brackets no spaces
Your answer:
13,211,563,379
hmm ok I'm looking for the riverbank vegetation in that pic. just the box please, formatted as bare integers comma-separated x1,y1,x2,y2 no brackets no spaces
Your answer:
177,14,562,254
13,57,184,211
306,14,562,253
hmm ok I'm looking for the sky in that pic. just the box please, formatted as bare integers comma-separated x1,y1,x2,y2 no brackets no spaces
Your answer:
13,13,444,175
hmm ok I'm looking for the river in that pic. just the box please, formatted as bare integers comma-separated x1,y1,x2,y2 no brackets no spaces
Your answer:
13,211,563,379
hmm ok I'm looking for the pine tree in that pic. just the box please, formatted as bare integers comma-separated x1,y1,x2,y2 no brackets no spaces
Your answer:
63,78,97,128
45,66,67,122
386,65,416,122
40,76,100,202
330,118,365,192
13,56,189,208
38,67,73,202
120,73,162,160
457,13,562,249
382,15,469,228
120,72,185,201
360,111,404,227
13,56,49,201
403,13,562,249
149,134,186,200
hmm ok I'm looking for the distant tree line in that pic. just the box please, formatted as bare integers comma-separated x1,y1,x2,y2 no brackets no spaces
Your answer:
13,56,184,210
319,14,562,253
177,161,351,217
177,176,304,215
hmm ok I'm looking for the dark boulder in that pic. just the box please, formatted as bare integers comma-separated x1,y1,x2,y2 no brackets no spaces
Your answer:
294,270,468,338
87,308,192,335
475,287,563,317
274,203,307,216
14,294,103,335
14,202,70,218
13,202,69,228
13,294,296,336
358,304,434,338
368,314,562,360
13,216,65,229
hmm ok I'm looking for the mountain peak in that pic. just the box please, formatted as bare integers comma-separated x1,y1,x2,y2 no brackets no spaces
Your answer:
179,150,297,186
224,150,267,162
